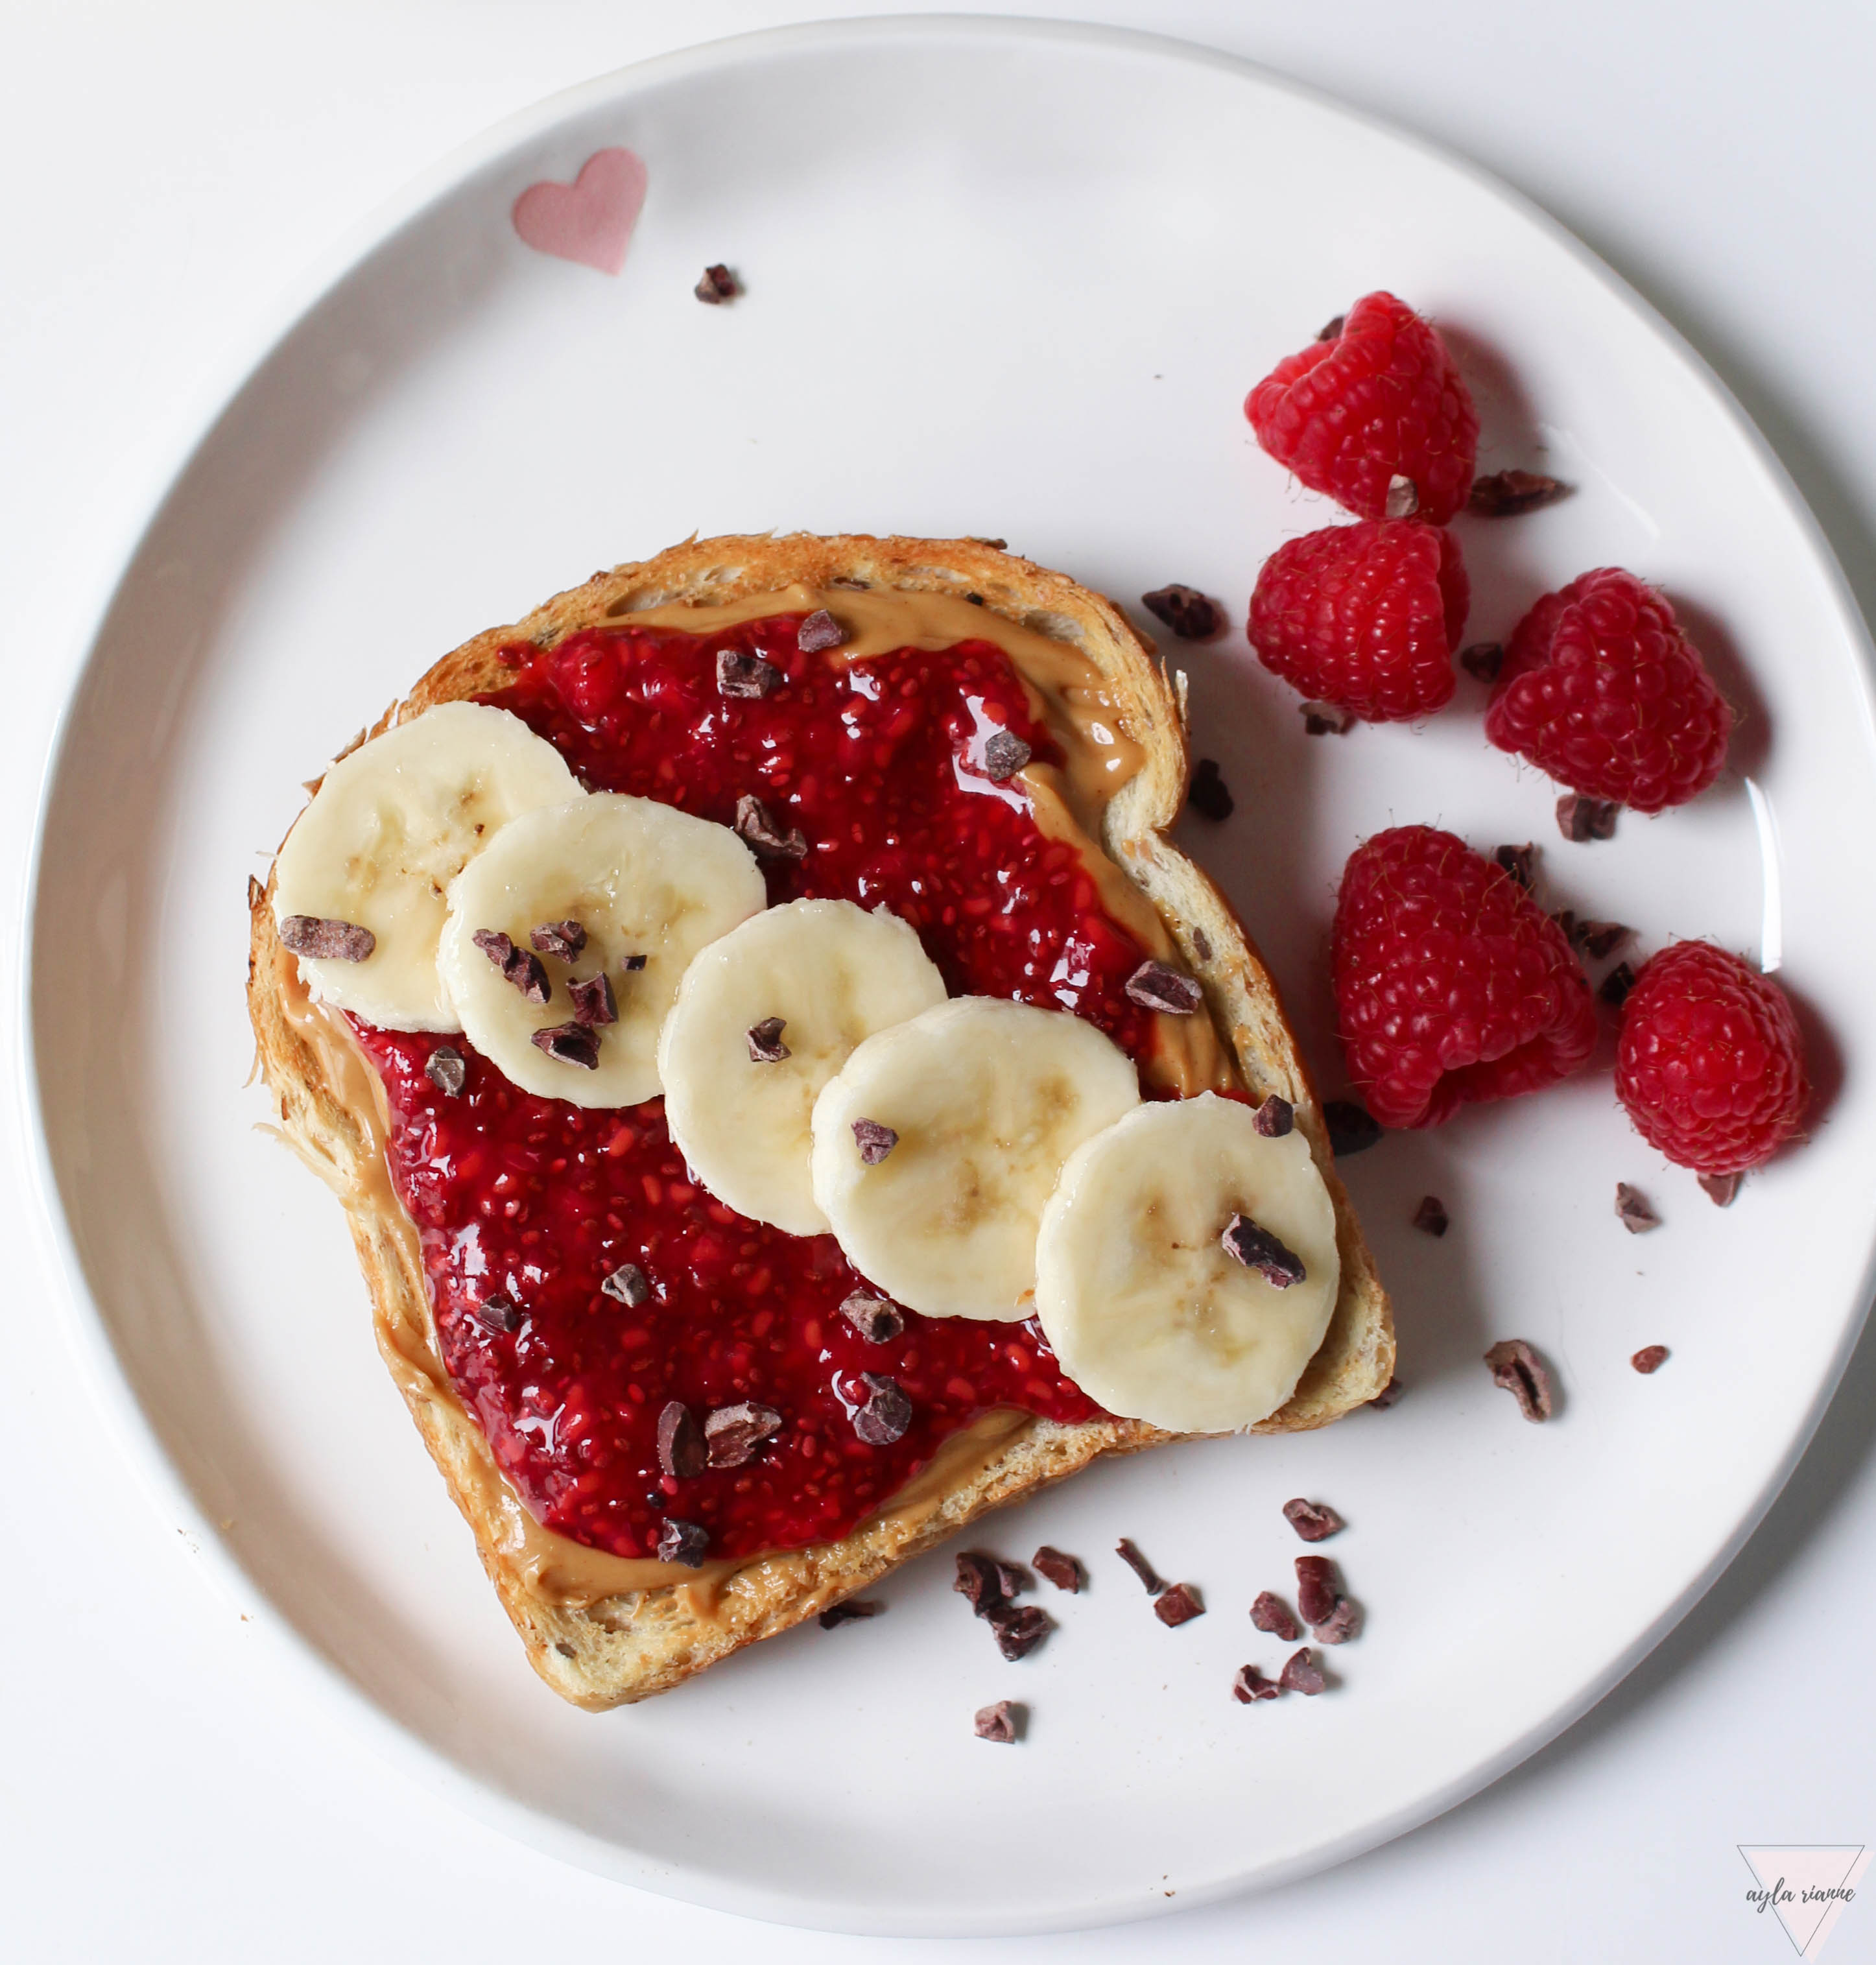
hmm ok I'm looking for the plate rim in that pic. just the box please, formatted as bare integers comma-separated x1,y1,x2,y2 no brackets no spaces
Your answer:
19,12,1876,1936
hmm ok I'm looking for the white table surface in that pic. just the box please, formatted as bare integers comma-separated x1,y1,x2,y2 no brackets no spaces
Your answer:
4,4,1873,1959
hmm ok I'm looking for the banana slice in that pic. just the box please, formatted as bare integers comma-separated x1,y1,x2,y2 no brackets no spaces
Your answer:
810,997,1140,1319
438,792,765,1107
1034,1093,1340,1433
658,899,947,1234
272,702,581,1030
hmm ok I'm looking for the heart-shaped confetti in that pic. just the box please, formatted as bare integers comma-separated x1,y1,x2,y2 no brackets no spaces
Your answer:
511,147,648,276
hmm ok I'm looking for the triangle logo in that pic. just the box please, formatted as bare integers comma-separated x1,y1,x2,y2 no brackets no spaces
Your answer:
1739,1846,1870,1958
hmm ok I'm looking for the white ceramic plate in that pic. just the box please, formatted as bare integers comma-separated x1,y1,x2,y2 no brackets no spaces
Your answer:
25,16,1876,1937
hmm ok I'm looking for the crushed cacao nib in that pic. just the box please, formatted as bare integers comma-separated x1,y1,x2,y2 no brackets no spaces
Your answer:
1368,1375,1403,1409
1221,1213,1307,1289
1032,1546,1082,1593
1412,1195,1449,1237
1279,1647,1326,1695
601,1262,650,1307
425,1047,468,1097
1301,700,1355,736
620,952,648,971
716,649,781,698
473,930,551,1003
818,1599,882,1629
1187,757,1234,822
1283,1499,1346,1543
1252,1094,1294,1137
986,1602,1052,1660
746,1015,791,1062
1250,1591,1301,1642
839,1291,905,1343
982,729,1032,781
955,1552,1011,1616
1115,1538,1166,1593
796,608,847,653
1233,1664,1281,1704
853,1372,912,1445
704,1400,783,1468
656,1517,709,1566
851,1117,899,1164
694,263,738,304
1469,469,1568,517
1632,1344,1670,1375
1317,313,1345,342
280,914,376,962
568,972,617,1027
1600,961,1637,1008
530,1021,600,1069
974,1699,1021,1743
1557,792,1619,842
733,792,808,861
1154,1582,1205,1627
1577,918,1633,961
991,1558,1032,1599
1294,1556,1340,1627
474,1291,523,1335
1192,927,1214,962
1493,842,1536,890
656,1400,706,1479
528,919,586,962
1124,960,1202,1015
1616,1182,1660,1233
1484,1337,1554,1422
1700,1171,1743,1208
1312,1598,1360,1645
1460,641,1506,684
1384,473,1420,519
1141,584,1223,640
1326,1098,1383,1156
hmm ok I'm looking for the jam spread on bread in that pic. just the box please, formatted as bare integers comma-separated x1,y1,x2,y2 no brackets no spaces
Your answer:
353,612,1170,1562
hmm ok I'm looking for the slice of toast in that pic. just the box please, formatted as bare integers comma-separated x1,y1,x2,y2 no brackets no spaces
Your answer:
247,533,1394,1708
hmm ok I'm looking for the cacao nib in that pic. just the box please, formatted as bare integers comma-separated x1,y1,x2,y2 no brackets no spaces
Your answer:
1140,584,1223,640
656,1400,706,1479
853,1372,911,1445
568,972,617,1027
1316,314,1345,341
733,792,808,861
1124,960,1202,1015
473,930,551,1004
1294,1556,1339,1627
1282,1499,1345,1543
530,1021,600,1069
1301,700,1355,735
1250,1591,1301,1642
704,1400,783,1468
1484,1337,1554,1422
1233,1664,1281,1704
1325,1099,1382,1156
1221,1213,1306,1289
1557,792,1619,842
716,649,781,698
280,914,376,962
851,1118,899,1164
1700,1171,1743,1208
1460,641,1506,683
1368,1375,1403,1409
1312,1598,1360,1645
982,730,1032,781
838,1292,905,1343
1600,961,1637,1008
1578,918,1633,961
1468,469,1568,517
1252,1094,1294,1137
1384,474,1420,519
986,1602,1052,1660
656,1517,709,1566
1032,1545,1082,1593
621,952,648,971
1616,1182,1660,1233
1279,1647,1326,1695
694,263,737,304
1493,842,1536,890
795,608,847,653
746,1016,790,1062
955,1551,1009,1616
474,1291,523,1336
425,1047,467,1097
601,1263,650,1307
1632,1344,1670,1374
1412,1194,1449,1237
974,1699,1021,1743
1154,1582,1205,1627
818,1599,882,1628
1187,757,1235,821
1115,1538,1166,1594
528,919,586,961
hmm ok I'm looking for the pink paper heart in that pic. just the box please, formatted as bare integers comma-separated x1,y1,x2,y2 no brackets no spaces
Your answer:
512,147,648,276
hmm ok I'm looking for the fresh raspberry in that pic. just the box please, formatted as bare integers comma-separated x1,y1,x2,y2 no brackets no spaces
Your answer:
1247,519,1468,721
1332,826,1596,1129
1485,569,1733,812
1246,292,1479,525
1615,941,1808,1174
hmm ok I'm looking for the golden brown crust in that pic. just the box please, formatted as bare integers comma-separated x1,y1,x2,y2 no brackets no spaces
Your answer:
248,533,1393,1708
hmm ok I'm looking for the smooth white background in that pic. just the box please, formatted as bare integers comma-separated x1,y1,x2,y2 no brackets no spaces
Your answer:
4,4,1873,1960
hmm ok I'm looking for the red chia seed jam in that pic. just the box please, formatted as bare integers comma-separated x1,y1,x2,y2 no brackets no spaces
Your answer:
352,611,1165,1563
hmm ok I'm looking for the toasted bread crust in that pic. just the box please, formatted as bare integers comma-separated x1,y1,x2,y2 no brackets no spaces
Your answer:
247,534,1392,1708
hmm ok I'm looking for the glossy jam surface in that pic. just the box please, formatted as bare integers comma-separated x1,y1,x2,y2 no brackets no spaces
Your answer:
356,613,1160,1562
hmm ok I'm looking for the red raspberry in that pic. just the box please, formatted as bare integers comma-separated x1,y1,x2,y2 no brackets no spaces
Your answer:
1246,292,1479,525
1332,826,1596,1129
1615,941,1807,1174
1247,519,1468,722
1485,569,1733,812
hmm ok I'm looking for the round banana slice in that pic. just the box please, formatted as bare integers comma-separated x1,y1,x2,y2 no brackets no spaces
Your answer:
272,701,581,1030
658,899,947,1235
810,997,1141,1319
438,792,765,1107
1034,1093,1340,1433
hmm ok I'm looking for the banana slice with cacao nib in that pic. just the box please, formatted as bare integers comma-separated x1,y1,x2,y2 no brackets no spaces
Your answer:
809,996,1140,1320
438,792,765,1107
1034,1093,1340,1432
657,898,947,1235
272,702,581,1030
